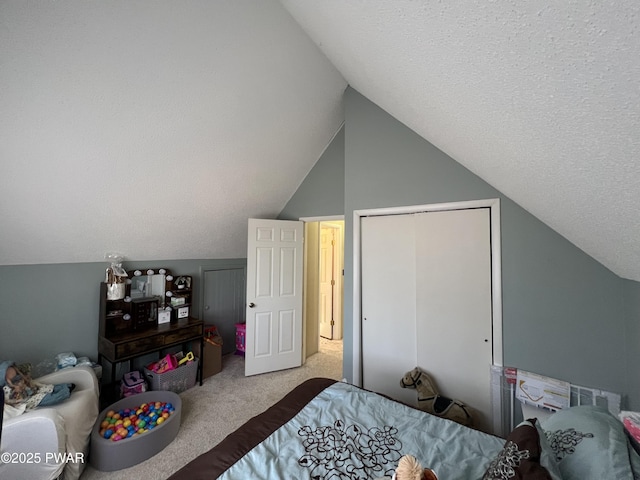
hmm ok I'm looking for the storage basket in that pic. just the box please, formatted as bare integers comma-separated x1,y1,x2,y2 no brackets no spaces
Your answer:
144,357,198,394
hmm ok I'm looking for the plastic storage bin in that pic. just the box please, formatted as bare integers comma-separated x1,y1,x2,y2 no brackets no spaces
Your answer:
235,323,246,355
143,358,198,394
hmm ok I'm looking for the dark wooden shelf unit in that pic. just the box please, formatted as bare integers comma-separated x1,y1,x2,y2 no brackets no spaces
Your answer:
97,269,204,404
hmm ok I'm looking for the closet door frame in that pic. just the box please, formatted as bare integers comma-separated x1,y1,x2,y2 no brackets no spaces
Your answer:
352,198,503,385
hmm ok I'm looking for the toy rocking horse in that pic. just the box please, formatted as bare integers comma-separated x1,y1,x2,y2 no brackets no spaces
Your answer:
400,367,473,427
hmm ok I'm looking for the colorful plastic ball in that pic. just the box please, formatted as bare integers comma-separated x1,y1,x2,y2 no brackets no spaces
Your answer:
100,400,174,442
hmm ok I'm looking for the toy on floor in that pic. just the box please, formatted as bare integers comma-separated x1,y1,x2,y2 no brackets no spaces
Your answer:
400,367,473,427
0,360,73,411
120,371,147,398
98,400,175,441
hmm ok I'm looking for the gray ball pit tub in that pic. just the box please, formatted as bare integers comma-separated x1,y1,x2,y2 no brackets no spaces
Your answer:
90,391,181,471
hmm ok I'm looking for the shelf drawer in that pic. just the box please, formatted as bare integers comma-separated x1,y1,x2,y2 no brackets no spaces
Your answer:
164,325,202,345
115,336,164,358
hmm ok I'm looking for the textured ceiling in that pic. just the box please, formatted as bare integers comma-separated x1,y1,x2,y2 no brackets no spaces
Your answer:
0,0,346,265
2,1,640,283
279,0,640,282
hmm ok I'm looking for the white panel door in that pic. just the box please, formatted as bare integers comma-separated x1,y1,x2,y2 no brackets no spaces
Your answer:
415,208,493,432
361,214,417,406
246,218,303,376
319,225,335,339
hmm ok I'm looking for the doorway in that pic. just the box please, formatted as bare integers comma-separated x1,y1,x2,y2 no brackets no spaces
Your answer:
201,263,246,355
303,219,344,360
242,217,344,378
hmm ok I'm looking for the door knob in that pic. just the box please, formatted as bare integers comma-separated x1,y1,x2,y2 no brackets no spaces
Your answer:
204,305,210,311
248,302,255,308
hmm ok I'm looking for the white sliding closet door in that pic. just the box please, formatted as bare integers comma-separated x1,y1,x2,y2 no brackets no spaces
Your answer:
415,208,492,433
361,207,493,433
361,214,417,406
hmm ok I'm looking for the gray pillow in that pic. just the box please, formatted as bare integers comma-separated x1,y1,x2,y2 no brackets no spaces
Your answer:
533,420,562,480
541,405,634,480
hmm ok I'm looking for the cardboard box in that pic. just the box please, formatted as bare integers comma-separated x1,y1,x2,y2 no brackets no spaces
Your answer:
195,328,223,378
202,339,222,378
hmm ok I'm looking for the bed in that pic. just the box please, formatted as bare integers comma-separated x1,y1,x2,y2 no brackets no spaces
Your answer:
168,377,640,480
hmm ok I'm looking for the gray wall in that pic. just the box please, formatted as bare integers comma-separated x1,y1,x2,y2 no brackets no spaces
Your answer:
282,87,636,408
624,279,640,408
279,126,345,220
3,86,638,408
0,258,245,365
343,87,628,402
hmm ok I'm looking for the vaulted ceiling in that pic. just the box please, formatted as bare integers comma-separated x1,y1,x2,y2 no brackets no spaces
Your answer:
2,1,639,282
0,1,346,265
279,0,640,282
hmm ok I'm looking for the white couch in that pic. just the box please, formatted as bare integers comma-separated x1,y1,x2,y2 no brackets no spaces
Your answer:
1,365,99,480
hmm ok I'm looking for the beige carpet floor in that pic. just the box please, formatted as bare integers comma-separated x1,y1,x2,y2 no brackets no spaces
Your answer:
81,338,343,479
